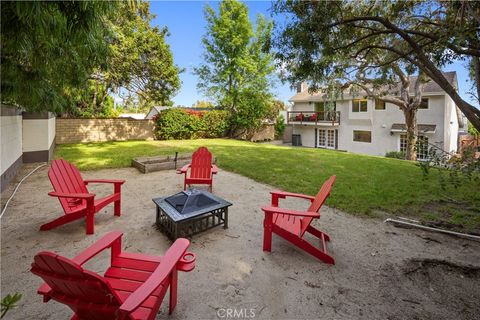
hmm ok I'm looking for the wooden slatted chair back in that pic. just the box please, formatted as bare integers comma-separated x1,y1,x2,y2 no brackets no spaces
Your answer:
49,159,88,214
31,252,122,320
300,175,336,236
190,147,212,179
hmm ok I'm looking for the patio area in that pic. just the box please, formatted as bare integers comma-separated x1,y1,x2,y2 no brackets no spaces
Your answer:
1,165,480,319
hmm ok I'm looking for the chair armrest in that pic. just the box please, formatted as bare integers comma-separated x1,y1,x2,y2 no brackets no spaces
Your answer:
270,190,315,201
72,231,123,265
84,179,125,185
261,206,320,218
211,165,218,174
118,238,193,316
176,164,191,174
270,190,314,207
37,283,52,302
48,192,95,199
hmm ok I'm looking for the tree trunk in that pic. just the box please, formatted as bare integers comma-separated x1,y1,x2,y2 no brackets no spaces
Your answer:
99,92,107,108
93,80,98,106
416,59,480,131
404,108,418,161
474,56,480,105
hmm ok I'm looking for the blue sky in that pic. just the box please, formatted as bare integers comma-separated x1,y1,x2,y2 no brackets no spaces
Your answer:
149,1,476,107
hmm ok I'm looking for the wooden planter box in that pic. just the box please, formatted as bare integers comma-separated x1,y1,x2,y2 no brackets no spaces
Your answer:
132,153,192,173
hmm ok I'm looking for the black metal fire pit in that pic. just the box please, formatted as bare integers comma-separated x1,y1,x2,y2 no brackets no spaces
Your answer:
153,189,232,239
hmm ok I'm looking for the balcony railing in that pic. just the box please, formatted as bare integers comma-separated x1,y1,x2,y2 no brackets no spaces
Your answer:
287,111,340,125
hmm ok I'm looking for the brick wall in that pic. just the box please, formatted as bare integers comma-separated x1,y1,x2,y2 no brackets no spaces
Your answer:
56,118,155,144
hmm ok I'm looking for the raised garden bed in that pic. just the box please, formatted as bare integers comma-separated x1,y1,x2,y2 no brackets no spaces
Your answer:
132,152,192,173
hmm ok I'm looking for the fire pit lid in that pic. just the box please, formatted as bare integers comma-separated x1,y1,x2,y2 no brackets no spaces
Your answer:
165,189,219,215
153,189,232,222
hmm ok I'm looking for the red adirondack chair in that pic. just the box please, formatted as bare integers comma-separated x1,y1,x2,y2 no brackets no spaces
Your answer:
41,159,125,234
177,147,218,191
31,231,196,320
261,175,336,264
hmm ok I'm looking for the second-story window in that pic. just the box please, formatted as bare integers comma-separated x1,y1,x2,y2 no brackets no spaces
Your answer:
418,98,429,109
352,99,368,112
375,99,386,110
315,101,336,121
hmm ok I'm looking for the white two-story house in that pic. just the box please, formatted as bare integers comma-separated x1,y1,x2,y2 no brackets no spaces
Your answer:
287,72,464,159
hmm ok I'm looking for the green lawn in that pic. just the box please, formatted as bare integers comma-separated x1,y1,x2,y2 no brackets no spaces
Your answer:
55,139,480,232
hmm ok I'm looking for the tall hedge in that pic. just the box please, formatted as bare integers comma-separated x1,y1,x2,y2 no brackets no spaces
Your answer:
154,108,229,140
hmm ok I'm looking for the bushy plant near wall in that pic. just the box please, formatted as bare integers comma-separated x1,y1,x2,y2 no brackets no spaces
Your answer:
385,151,406,159
153,108,229,140
195,110,230,138
274,114,286,139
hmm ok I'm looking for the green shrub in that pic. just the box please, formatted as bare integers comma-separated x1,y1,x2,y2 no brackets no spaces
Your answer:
385,151,405,159
196,110,230,138
154,108,197,140
468,122,479,137
154,108,230,140
274,114,286,139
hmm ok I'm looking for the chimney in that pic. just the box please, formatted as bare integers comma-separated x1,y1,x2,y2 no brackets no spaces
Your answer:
296,82,308,93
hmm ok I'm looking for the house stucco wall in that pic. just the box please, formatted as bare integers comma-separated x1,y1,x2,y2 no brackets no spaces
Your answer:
1,107,57,191
291,93,451,156
444,95,459,153
1,105,23,192
22,114,56,162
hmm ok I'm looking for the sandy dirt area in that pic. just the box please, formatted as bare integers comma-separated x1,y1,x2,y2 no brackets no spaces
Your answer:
1,164,479,320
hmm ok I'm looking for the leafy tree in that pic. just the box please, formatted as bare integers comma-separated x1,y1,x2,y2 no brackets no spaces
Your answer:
191,100,215,109
469,122,480,137
194,0,276,136
275,1,433,159
64,81,119,118
81,1,181,115
273,0,480,132
266,99,287,121
1,1,117,113
102,1,181,110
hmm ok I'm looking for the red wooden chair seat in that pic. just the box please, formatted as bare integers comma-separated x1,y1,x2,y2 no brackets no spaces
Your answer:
177,147,218,192
261,175,336,264
42,159,125,234
272,213,302,236
31,231,196,320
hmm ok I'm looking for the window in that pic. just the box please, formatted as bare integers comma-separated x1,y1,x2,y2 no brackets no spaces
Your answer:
400,134,429,160
314,102,324,112
375,99,386,110
352,99,368,112
315,101,336,120
419,98,429,109
353,130,371,143
314,101,336,111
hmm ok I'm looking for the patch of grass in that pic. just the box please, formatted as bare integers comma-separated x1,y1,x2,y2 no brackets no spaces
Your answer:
410,200,480,234
55,139,480,229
